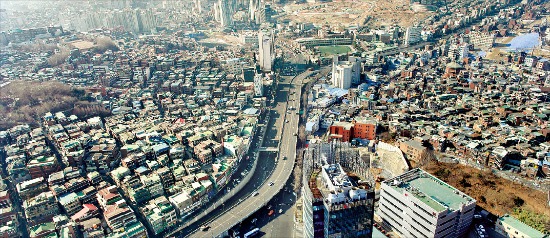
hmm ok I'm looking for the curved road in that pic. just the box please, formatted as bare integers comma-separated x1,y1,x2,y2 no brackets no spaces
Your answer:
188,70,313,238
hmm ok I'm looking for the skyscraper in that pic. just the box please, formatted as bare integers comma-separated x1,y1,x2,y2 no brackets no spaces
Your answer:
249,0,260,22
194,0,202,15
258,29,274,72
216,0,235,27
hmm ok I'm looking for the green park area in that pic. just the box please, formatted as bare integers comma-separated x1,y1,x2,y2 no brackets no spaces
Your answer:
317,45,352,56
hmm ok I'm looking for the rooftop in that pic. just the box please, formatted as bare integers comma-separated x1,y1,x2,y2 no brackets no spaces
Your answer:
385,168,475,212
29,222,55,237
498,214,546,238
308,163,373,205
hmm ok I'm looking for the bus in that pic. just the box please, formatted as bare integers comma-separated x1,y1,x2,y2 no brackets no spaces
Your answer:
243,228,260,238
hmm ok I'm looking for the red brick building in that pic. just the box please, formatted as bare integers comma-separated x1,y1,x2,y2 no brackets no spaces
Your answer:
329,120,377,142
329,122,353,142
353,121,377,140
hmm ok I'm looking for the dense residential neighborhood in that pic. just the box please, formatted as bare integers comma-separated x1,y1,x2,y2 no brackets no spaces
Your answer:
1,0,550,237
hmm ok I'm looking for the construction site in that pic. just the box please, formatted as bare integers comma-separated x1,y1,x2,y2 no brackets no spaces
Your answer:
280,0,433,28
301,141,375,238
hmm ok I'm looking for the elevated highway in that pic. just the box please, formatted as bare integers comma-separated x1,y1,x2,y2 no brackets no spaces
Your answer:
186,70,313,237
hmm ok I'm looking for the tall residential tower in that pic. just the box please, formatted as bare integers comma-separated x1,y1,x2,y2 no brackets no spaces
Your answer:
258,29,274,72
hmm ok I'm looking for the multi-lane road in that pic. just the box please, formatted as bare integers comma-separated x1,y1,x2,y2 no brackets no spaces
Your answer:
186,70,312,238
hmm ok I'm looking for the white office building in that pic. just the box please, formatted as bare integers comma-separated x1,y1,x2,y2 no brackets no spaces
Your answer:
378,168,476,238
459,44,469,61
258,29,274,72
240,31,258,46
332,62,352,89
332,56,361,89
468,31,496,50
253,73,264,97
222,58,250,75
404,26,422,46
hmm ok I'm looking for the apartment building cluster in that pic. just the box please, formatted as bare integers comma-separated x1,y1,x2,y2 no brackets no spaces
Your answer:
72,8,160,33
0,0,202,37
0,175,18,237
291,7,550,237
306,29,550,187
0,79,262,236
0,24,267,238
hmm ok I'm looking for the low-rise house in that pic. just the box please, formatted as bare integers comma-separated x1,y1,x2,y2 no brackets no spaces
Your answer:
70,204,99,223
495,214,548,238
23,192,59,226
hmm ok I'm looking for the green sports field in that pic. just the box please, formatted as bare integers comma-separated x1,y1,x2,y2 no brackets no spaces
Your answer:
317,45,352,56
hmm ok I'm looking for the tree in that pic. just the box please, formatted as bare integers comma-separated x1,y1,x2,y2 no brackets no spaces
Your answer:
47,48,70,66
95,36,119,53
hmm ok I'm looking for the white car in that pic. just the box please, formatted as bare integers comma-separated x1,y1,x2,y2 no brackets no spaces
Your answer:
478,225,486,233
269,181,274,186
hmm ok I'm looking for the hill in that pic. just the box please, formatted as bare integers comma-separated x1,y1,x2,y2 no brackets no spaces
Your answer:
423,161,550,233
0,81,82,130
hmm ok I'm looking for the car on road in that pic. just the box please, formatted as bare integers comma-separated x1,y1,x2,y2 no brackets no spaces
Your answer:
293,132,297,136
269,181,274,186
283,156,287,160
200,225,210,231
252,191,259,197
285,120,289,123
478,225,485,232
476,225,487,238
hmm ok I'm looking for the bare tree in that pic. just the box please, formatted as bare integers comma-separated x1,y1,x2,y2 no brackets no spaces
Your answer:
95,36,119,53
